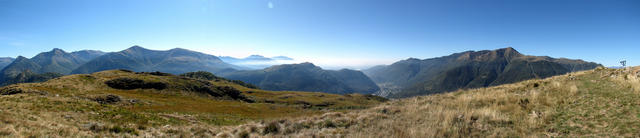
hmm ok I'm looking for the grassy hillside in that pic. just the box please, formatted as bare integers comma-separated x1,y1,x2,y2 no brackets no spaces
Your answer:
4,67,638,137
208,67,640,137
0,70,386,137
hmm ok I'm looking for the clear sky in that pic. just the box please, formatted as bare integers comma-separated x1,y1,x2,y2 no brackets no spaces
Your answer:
0,0,638,69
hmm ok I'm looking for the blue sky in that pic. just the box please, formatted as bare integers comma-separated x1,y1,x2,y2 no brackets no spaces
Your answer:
0,0,638,69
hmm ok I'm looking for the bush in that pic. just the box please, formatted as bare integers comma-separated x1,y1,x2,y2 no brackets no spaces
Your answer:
263,121,280,134
237,131,250,138
109,126,137,134
322,119,336,128
180,71,259,89
216,86,243,99
93,95,121,104
136,71,172,76
180,79,250,101
230,80,259,89
105,78,166,90
117,69,133,73
0,86,24,95
180,71,222,81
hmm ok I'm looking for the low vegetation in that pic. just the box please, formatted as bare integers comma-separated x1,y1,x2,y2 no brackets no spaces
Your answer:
205,67,640,137
0,70,386,137
180,71,259,89
3,67,638,137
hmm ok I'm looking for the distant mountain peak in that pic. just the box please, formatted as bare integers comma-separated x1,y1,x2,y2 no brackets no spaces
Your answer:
298,62,315,66
272,56,294,60
245,55,269,59
15,56,29,61
51,48,67,54
502,46,515,50
406,58,421,61
72,50,104,53
496,47,521,56
169,48,190,51
126,45,148,51
248,55,266,57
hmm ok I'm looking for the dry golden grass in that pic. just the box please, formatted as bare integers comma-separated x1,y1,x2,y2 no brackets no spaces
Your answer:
3,67,640,137
0,70,386,137
202,66,640,137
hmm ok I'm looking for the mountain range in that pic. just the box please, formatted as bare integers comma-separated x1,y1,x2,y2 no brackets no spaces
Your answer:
220,55,296,69
220,62,380,94
364,47,602,98
0,46,379,95
71,46,240,75
0,46,603,97
0,49,105,85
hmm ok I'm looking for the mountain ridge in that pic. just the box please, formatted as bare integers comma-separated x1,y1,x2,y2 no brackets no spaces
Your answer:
0,49,105,86
71,46,240,75
364,47,602,98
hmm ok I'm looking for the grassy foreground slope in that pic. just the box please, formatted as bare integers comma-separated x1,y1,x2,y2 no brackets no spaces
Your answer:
213,67,640,137
0,70,386,137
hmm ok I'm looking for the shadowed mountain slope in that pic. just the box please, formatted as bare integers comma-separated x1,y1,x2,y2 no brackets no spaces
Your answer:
220,62,380,94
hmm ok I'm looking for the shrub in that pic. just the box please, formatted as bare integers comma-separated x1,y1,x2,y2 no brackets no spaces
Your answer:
117,69,133,73
136,71,172,76
109,126,137,134
237,131,250,138
230,80,259,89
180,71,260,89
105,78,166,90
216,86,243,99
321,119,336,128
180,71,222,81
93,94,121,104
0,86,24,95
263,121,280,134
88,123,105,132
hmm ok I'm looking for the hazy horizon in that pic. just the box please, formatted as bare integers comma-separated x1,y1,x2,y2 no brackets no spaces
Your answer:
1,0,638,68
